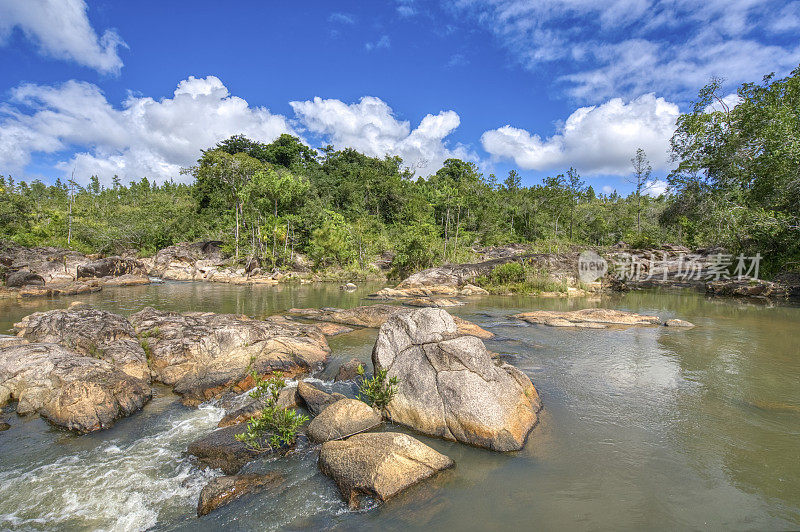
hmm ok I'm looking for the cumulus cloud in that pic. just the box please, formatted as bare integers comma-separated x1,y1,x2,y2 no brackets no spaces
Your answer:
365,35,391,51
451,0,800,101
480,93,679,175
290,96,473,175
0,0,125,74
0,76,294,183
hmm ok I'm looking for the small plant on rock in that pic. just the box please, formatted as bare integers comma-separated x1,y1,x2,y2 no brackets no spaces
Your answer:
356,364,399,410
235,371,308,451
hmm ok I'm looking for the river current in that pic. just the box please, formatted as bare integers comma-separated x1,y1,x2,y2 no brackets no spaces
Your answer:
0,282,798,530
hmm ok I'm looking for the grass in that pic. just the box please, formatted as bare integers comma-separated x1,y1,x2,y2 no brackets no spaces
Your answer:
475,261,571,295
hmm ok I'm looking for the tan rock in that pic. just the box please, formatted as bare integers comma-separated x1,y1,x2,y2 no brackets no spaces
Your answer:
197,473,283,516
307,399,381,442
512,308,661,328
0,343,151,433
319,432,454,509
373,308,541,451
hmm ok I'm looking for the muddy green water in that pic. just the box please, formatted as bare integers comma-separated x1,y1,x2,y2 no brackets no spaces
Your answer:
1,282,799,531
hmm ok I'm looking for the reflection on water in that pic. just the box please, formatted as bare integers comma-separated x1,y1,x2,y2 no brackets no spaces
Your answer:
1,283,799,530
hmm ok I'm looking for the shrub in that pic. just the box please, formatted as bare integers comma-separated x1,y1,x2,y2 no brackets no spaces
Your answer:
235,371,308,451
488,261,526,284
356,364,398,410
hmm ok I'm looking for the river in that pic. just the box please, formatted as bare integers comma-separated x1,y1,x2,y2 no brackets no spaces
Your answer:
0,282,798,530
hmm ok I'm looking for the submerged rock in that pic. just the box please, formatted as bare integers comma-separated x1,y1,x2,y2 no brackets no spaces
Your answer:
13,307,150,381
512,308,662,328
197,473,284,516
334,358,363,382
307,399,381,443
129,308,329,404
297,381,345,415
0,343,151,433
403,297,466,308
372,308,541,452
188,424,272,475
664,318,695,327
287,304,494,339
0,422,9,431
318,432,454,509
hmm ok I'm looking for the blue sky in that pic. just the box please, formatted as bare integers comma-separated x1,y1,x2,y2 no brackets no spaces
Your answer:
1,0,798,194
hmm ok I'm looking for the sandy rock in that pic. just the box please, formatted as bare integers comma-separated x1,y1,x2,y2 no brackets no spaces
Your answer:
129,308,329,404
313,322,354,336
148,241,226,280
0,343,151,433
512,308,661,328
287,304,494,339
307,399,381,442
297,381,345,415
18,281,102,299
318,432,454,509
197,473,283,516
335,358,363,382
373,308,541,451
403,298,465,308
13,307,150,381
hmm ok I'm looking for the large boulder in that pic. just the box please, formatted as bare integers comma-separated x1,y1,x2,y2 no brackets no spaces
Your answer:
335,358,363,382
197,473,283,516
318,432,454,509
0,343,151,432
288,304,494,339
307,399,381,442
13,308,150,381
129,308,329,404
372,308,541,452
76,256,147,279
5,270,45,288
1,245,92,283
512,308,661,328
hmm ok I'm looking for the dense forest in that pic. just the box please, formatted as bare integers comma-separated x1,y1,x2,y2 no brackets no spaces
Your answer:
1,67,798,278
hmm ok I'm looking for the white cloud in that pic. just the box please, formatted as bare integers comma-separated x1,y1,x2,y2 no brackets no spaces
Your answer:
451,0,800,101
290,96,473,175
0,76,294,183
0,0,125,74
601,185,615,194
480,93,679,175
365,35,391,51
328,12,355,24
645,179,668,196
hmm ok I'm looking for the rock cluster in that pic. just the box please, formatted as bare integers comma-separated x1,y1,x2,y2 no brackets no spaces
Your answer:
0,343,151,433
130,307,330,404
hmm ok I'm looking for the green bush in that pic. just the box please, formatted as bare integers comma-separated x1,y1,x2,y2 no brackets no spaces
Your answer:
235,371,308,451
488,261,525,284
356,364,398,410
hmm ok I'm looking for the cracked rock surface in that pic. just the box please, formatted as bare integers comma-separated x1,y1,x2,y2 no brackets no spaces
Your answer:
372,308,541,451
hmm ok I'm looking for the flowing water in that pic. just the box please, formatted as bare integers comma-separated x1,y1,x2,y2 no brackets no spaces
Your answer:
1,282,799,531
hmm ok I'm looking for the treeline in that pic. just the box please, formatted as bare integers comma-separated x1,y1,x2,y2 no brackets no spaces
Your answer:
1,66,798,277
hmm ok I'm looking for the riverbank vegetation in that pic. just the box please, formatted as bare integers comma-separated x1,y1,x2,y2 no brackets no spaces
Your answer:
1,67,798,278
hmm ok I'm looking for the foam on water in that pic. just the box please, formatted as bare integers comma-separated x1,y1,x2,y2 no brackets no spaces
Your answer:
0,404,224,531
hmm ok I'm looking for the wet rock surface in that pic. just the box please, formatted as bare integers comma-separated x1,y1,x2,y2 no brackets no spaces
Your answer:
297,381,345,415
188,424,270,475
372,308,541,451
318,431,454,509
287,304,494,339
334,358,363,382
13,307,150,381
0,343,151,433
197,473,284,516
129,308,329,404
307,399,381,443
512,308,662,328
664,318,695,327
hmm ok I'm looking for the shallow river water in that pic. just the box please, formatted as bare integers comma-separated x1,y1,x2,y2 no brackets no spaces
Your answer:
1,282,799,531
